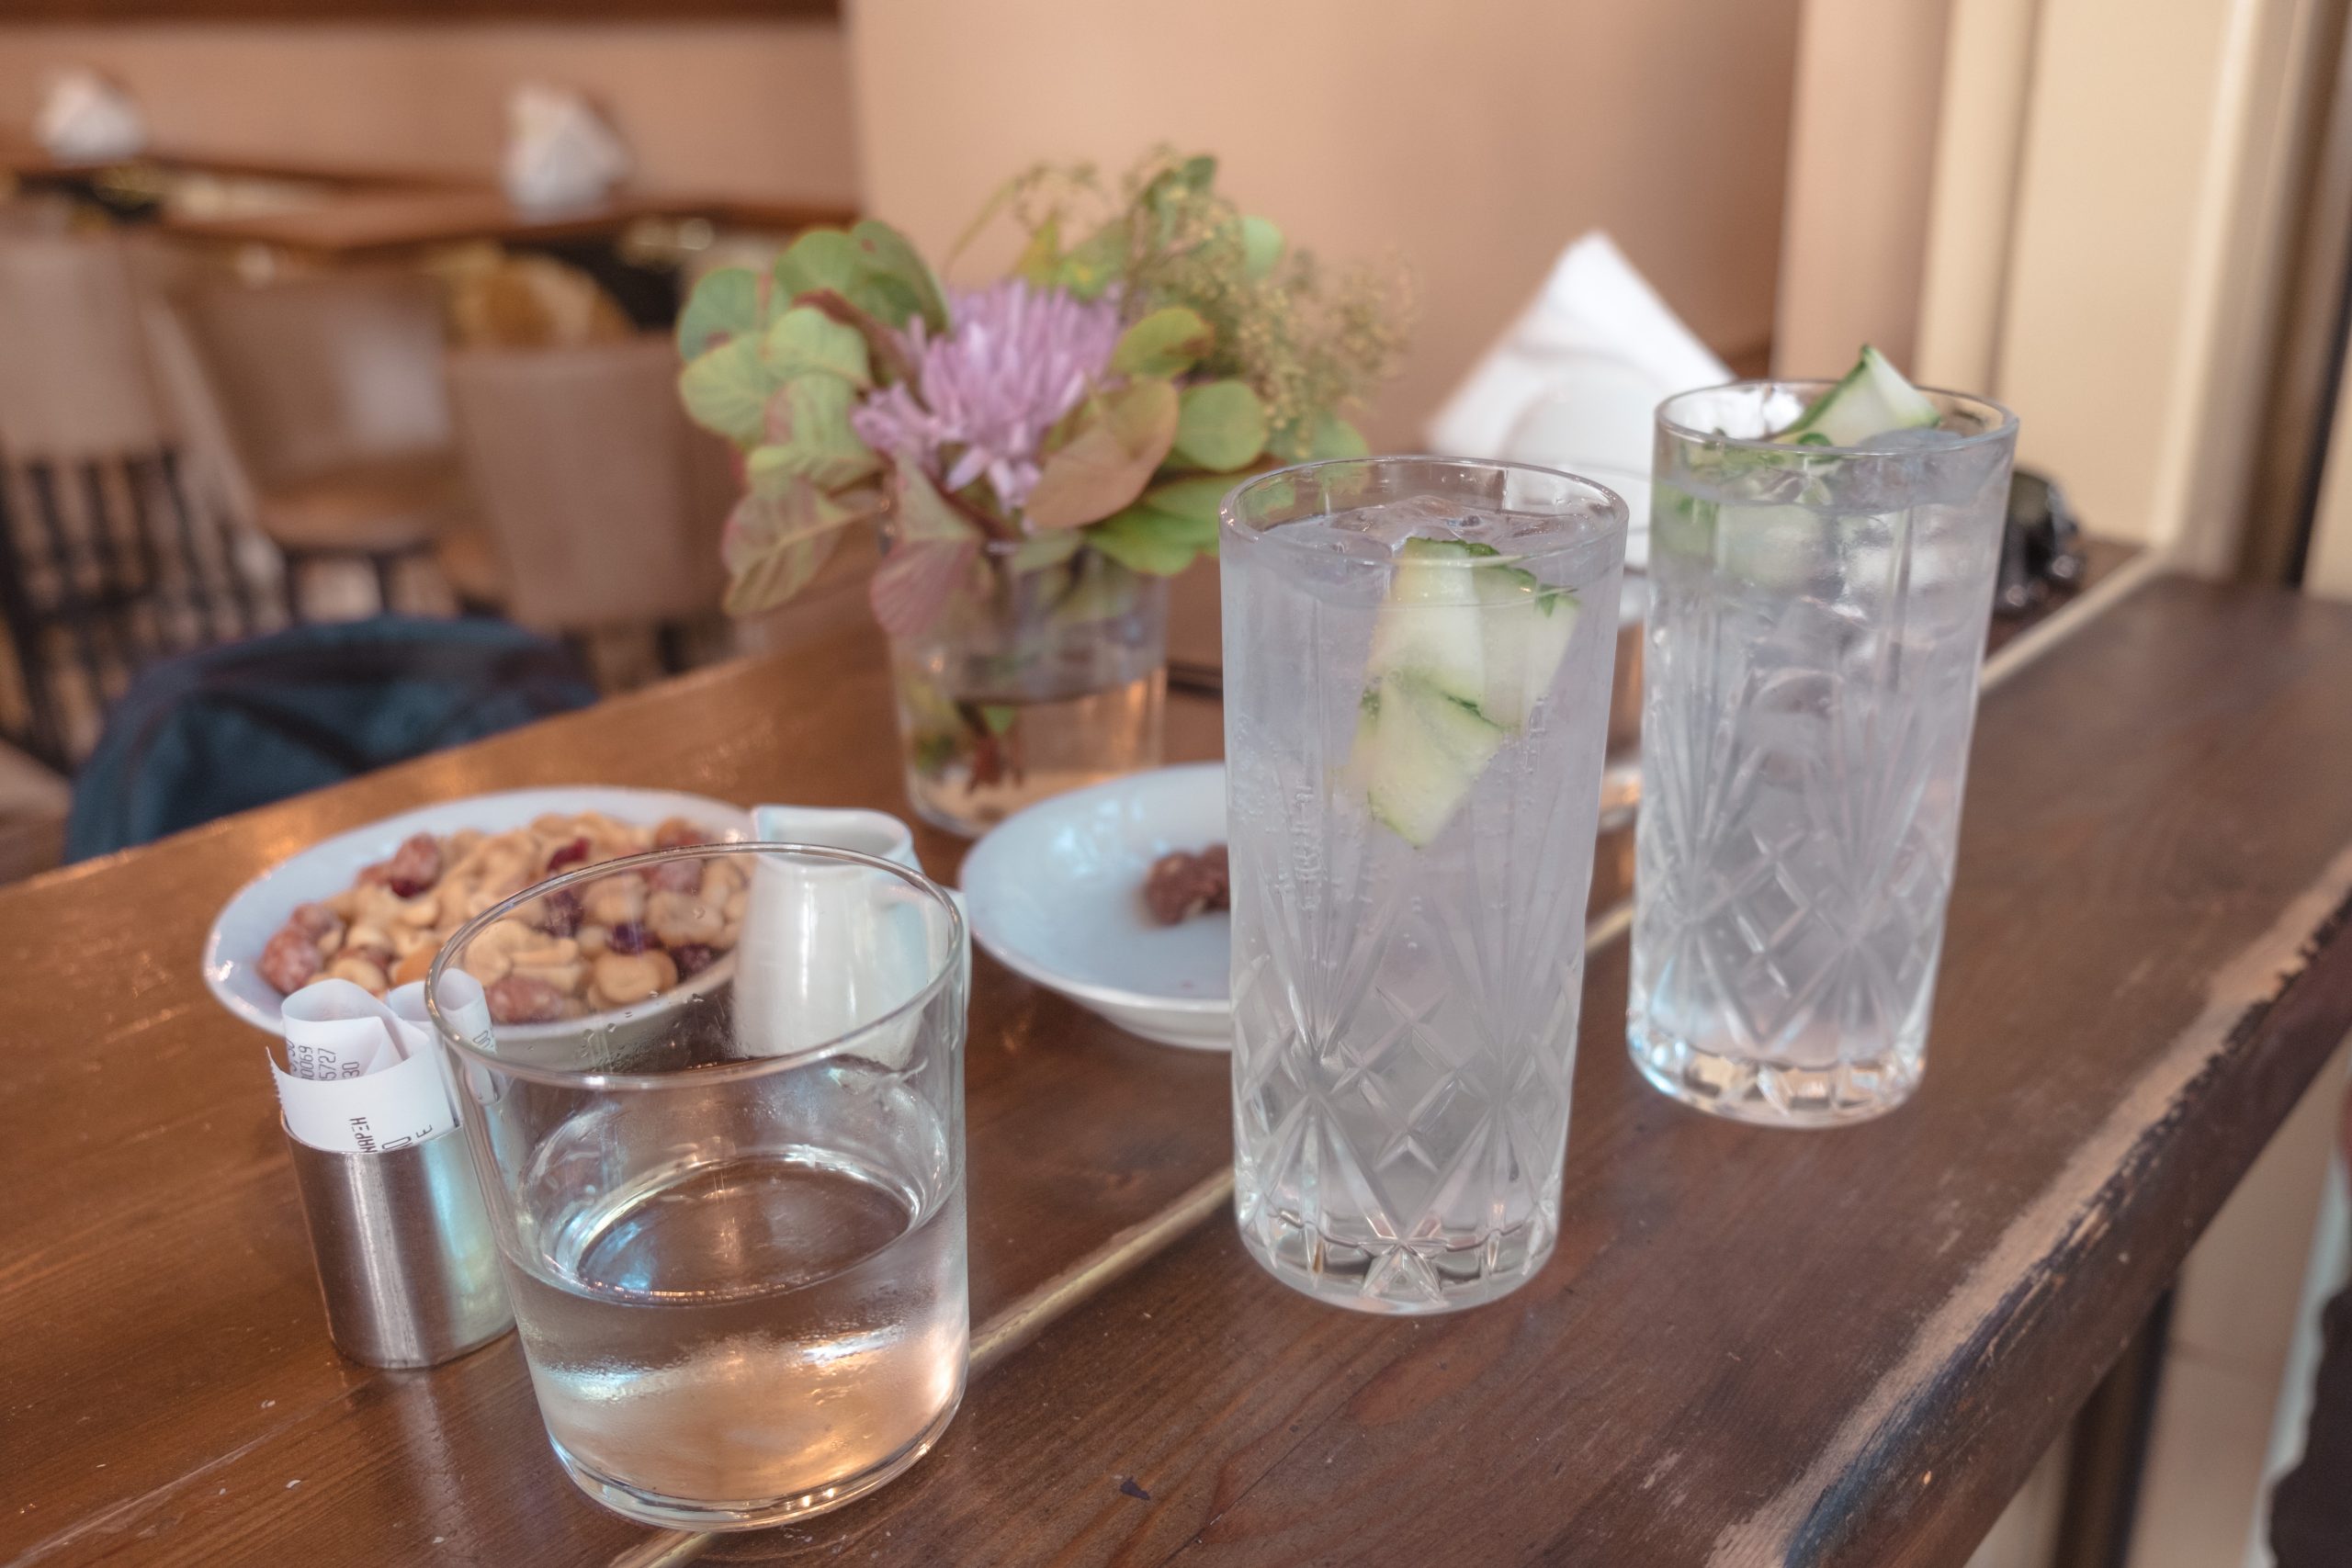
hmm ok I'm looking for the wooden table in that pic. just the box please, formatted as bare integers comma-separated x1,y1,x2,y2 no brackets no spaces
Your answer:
6,570,2351,1566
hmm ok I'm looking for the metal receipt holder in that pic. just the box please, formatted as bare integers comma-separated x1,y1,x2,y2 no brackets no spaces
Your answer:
285,1122,514,1370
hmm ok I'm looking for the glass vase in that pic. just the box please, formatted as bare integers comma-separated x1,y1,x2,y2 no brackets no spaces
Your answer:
887,540,1167,836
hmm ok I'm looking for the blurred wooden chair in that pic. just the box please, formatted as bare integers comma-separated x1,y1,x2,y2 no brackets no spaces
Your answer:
443,333,731,673
0,230,271,764
172,270,478,615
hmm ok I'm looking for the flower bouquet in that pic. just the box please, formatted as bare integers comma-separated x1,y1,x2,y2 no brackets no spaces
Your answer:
677,151,1409,833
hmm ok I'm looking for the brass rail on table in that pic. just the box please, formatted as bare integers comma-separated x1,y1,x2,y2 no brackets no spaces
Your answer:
609,563,2163,1567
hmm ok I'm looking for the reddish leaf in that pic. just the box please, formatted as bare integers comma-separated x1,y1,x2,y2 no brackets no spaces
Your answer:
1023,379,1180,529
869,456,981,637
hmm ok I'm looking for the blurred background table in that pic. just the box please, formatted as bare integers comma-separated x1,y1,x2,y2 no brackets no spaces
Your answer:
3,570,2348,1567
152,186,857,259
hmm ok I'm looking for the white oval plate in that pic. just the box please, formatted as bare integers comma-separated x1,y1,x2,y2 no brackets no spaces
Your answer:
203,785,754,1034
960,762,1231,1050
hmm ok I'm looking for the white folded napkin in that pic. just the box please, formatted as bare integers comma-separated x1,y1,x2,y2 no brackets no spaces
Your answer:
34,68,146,164
272,977,479,1154
1428,231,1731,578
501,83,629,212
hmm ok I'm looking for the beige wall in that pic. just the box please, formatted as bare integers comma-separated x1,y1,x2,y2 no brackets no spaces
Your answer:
1997,0,2326,556
1913,0,2041,395
0,22,858,204
1772,0,1952,379
846,0,1803,450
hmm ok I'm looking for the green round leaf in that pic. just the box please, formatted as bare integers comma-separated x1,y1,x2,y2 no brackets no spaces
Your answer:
675,266,763,360
773,230,862,303
1239,216,1284,280
757,374,881,491
1138,475,1234,528
1112,306,1213,378
677,338,771,447
763,306,871,388
1306,412,1370,459
1084,504,1202,576
851,220,950,333
1172,379,1269,472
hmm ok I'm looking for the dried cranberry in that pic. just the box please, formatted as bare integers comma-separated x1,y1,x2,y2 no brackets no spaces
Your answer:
546,836,592,874
606,920,650,954
670,942,718,977
538,887,583,936
385,832,442,899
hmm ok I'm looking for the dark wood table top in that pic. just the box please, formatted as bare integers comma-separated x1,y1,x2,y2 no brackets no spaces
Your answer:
6,569,2348,1567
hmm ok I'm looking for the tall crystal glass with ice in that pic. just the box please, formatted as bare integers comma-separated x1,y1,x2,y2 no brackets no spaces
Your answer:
427,844,967,1529
1221,457,1627,1314
1629,356,2018,1124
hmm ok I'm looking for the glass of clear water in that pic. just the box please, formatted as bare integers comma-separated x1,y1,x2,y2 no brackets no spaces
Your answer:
1629,382,2018,1125
1221,457,1628,1314
427,843,967,1529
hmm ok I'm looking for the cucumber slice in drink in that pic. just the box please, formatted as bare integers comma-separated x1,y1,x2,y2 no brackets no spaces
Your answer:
1776,344,1939,447
1475,563,1580,729
1365,536,1494,705
1361,673,1507,847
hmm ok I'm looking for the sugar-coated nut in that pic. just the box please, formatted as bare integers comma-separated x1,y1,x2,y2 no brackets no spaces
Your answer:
647,889,725,946
594,950,677,1007
386,832,442,898
485,974,567,1025
510,958,587,997
326,953,390,994
265,811,730,1010
458,948,511,986
258,926,323,993
582,873,648,930
469,919,537,958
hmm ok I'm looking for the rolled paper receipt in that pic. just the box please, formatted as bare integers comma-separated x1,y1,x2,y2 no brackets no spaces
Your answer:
271,976,484,1155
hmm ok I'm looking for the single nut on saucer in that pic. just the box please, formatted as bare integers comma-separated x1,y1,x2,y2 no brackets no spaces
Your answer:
1143,844,1230,925
594,949,678,1008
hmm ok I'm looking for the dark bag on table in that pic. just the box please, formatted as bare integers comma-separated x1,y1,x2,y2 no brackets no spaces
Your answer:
65,615,597,860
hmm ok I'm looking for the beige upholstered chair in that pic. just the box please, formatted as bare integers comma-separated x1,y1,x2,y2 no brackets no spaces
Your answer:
443,333,730,642
173,270,473,612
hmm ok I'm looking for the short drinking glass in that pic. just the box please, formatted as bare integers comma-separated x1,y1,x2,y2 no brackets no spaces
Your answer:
1222,457,1628,1314
428,843,968,1529
1629,382,2018,1124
